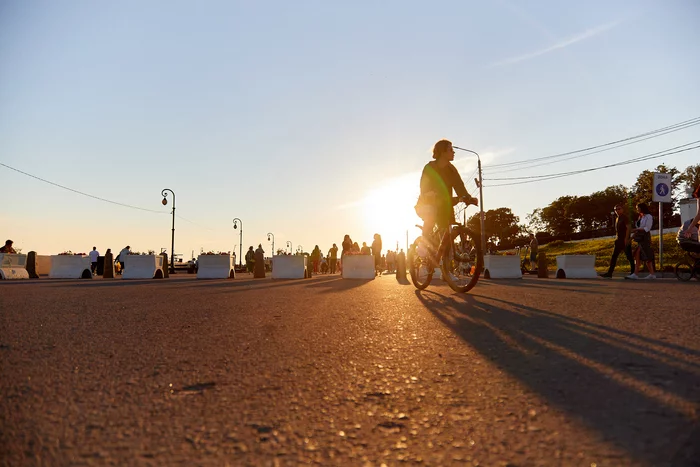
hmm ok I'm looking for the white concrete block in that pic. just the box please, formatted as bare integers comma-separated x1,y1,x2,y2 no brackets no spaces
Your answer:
122,255,165,279
197,255,235,279
484,255,522,279
342,255,375,280
49,255,92,279
271,255,307,279
556,255,597,279
0,254,30,280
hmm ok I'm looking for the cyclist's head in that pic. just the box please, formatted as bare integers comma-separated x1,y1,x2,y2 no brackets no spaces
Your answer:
432,139,455,160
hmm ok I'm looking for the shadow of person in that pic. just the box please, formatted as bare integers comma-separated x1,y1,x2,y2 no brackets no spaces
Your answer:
414,290,700,465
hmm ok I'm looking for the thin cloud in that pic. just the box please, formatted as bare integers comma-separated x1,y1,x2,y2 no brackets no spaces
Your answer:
487,20,622,68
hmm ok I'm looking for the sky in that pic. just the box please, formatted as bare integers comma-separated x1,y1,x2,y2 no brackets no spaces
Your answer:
1,0,699,258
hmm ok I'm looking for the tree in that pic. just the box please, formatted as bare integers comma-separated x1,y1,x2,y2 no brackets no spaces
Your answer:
540,196,578,236
467,207,521,245
526,208,546,233
630,164,680,227
678,164,700,196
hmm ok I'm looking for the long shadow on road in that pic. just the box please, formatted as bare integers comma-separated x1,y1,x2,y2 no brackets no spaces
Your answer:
415,289,700,466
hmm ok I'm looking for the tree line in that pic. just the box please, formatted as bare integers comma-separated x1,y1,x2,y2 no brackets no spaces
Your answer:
467,163,700,248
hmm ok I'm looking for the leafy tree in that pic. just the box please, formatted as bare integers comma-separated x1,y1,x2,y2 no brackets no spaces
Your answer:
678,164,700,196
526,208,546,233
540,196,578,235
630,164,680,227
467,207,521,245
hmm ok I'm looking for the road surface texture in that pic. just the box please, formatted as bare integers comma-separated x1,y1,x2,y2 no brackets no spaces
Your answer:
1,274,699,466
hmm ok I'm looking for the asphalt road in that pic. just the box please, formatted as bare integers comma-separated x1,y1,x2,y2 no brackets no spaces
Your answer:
1,274,699,466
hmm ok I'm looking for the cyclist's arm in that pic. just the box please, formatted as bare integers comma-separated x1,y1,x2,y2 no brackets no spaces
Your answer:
448,164,469,199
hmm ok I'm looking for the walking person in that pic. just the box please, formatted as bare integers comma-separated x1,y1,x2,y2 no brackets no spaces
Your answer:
88,246,100,275
626,203,656,280
600,204,635,278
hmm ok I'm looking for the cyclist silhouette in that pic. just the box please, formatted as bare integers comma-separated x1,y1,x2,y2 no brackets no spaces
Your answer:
415,139,477,254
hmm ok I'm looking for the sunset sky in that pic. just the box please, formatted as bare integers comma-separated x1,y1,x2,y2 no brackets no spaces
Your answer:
2,1,699,258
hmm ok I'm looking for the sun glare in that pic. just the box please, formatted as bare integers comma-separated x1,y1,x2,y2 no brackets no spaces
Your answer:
362,174,421,250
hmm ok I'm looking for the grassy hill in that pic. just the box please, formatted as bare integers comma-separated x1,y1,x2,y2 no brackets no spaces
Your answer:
536,233,689,273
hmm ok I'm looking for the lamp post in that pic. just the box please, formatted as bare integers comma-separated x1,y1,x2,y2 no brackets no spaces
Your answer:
286,241,292,254
267,233,275,256
233,218,243,267
161,189,176,273
297,245,303,255
453,146,486,253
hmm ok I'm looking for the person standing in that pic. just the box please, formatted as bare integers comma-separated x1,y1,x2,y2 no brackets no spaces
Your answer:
117,245,131,273
311,245,321,274
0,239,16,253
372,233,383,275
600,205,635,278
626,203,656,280
328,243,338,274
529,234,539,271
245,246,255,274
88,246,100,275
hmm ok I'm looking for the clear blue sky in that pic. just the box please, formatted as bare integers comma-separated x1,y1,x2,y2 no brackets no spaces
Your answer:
2,0,699,257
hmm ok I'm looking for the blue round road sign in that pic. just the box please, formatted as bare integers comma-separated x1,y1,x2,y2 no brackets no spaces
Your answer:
655,183,669,197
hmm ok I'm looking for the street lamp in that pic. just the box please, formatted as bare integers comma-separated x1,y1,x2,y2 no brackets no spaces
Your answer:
233,218,243,267
161,188,176,273
267,233,275,255
286,241,292,254
297,245,303,254
453,146,486,252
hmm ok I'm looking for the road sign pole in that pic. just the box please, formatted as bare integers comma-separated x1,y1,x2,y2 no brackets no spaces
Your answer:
659,201,663,275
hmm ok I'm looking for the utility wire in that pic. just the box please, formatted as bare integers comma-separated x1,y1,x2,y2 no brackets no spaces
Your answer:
484,116,700,171
0,161,167,214
484,143,700,187
484,120,700,175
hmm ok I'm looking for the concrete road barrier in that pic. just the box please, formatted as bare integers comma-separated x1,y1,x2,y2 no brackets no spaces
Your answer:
197,255,235,279
37,255,51,275
122,255,165,279
49,255,92,279
484,255,522,279
342,255,375,280
271,255,307,279
0,254,30,280
556,255,597,279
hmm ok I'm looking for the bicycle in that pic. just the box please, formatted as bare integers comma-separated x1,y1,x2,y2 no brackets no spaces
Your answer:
674,248,700,282
408,199,484,293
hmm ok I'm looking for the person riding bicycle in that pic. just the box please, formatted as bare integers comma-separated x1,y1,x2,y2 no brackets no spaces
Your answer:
415,139,478,255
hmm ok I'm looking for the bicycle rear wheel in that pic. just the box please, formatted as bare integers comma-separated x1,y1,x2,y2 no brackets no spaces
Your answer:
675,262,693,282
408,236,433,290
442,227,483,293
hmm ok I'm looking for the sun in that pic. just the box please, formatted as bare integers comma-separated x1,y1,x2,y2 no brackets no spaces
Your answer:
361,174,421,251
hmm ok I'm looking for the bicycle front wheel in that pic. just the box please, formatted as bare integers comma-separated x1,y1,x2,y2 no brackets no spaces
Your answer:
408,236,433,290
675,262,693,282
442,227,483,293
